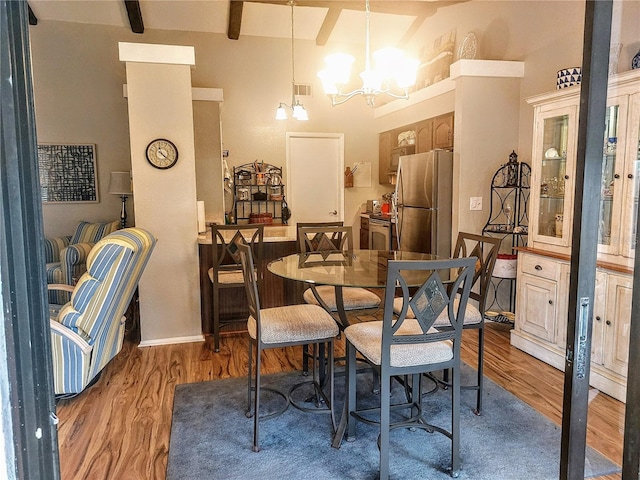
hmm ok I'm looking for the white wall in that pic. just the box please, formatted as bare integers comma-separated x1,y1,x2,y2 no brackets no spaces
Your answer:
29,2,640,238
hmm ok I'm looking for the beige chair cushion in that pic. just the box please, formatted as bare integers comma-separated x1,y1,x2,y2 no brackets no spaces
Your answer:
392,297,482,326
345,319,453,368
208,268,252,285
303,286,381,312
248,304,339,345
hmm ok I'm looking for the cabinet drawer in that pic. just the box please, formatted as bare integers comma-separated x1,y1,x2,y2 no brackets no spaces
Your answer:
520,254,561,280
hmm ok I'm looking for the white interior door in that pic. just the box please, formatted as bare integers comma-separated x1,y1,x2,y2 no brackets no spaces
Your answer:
286,132,344,225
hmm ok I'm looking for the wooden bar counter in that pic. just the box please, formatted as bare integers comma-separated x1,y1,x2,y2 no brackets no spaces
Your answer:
198,225,306,335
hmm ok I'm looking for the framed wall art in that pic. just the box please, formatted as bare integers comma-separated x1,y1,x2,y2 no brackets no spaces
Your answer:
38,143,98,203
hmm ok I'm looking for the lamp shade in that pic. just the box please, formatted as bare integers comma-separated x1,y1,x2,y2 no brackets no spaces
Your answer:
108,171,132,195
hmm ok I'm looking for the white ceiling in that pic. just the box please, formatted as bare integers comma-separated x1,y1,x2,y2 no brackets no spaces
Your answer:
27,1,448,48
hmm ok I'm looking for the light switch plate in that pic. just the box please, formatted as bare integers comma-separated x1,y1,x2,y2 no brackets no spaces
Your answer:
470,197,483,211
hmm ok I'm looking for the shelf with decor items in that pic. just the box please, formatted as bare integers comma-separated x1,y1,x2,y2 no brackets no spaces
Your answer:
233,162,288,225
482,151,530,322
511,69,640,403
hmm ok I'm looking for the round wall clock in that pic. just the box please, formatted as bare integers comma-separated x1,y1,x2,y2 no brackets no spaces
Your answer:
146,138,178,169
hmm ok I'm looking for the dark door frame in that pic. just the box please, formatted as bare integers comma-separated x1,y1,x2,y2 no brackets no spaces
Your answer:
0,1,60,478
561,1,640,479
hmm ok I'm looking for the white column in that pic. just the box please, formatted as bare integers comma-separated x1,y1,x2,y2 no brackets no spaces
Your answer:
119,42,203,345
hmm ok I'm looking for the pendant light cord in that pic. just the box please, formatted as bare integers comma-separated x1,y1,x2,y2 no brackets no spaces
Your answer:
364,0,371,72
290,1,296,106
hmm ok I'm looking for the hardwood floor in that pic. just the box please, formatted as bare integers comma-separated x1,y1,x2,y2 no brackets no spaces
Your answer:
55,321,624,479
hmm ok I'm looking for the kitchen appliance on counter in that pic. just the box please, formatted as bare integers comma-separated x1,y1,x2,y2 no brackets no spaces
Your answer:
393,150,453,256
366,200,381,213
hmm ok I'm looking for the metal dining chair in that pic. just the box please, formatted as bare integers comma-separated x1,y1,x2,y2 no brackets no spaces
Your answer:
297,223,382,374
208,224,264,352
392,231,501,414
237,242,339,452
333,256,476,479
297,225,381,323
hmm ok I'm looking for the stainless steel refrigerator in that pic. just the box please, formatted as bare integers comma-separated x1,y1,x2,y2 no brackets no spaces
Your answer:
393,150,453,257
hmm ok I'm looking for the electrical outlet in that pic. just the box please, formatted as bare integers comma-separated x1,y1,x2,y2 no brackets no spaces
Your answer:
470,197,483,211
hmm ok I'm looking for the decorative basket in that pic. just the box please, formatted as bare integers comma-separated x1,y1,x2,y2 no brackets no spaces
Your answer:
269,194,283,201
493,253,517,279
556,67,582,89
249,213,273,224
252,192,267,201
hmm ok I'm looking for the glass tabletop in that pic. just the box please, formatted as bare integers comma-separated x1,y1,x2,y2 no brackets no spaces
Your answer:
267,249,439,289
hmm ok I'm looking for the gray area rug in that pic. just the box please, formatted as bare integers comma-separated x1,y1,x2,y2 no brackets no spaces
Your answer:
167,365,620,479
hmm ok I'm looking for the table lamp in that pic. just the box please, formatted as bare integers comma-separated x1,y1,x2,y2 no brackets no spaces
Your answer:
108,171,133,229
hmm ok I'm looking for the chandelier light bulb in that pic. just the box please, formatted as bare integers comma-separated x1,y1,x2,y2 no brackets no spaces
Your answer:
292,102,308,121
275,104,288,120
396,58,421,88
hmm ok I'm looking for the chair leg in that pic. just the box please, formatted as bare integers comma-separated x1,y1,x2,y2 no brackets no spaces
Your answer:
379,367,391,480
212,286,221,352
328,339,336,432
302,344,309,375
346,341,357,441
451,361,460,478
246,338,253,418
475,326,485,416
253,343,262,452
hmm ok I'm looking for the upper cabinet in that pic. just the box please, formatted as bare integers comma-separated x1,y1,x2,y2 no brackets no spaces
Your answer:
379,131,392,185
433,113,454,150
526,70,640,266
378,112,454,185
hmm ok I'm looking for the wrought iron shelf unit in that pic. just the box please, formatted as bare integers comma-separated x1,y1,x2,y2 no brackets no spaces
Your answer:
482,154,531,322
233,162,287,225
483,157,531,250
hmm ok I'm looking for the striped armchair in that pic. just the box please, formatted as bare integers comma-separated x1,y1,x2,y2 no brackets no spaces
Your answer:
49,228,156,396
44,220,120,305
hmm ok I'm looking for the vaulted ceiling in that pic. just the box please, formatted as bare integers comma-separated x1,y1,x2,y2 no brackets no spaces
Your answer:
28,0,465,48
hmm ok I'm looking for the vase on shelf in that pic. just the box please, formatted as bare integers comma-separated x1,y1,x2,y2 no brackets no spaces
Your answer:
632,48,640,70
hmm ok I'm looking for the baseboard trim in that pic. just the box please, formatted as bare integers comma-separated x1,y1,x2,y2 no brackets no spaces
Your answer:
139,334,205,347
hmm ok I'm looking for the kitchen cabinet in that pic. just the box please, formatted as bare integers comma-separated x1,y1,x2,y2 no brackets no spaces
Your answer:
515,254,560,344
511,250,631,401
360,216,369,249
603,273,632,377
433,113,454,150
415,119,434,153
378,131,392,186
378,112,454,185
391,223,398,250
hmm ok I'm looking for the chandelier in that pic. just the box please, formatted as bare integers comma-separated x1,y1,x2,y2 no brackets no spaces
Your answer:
275,1,308,121
317,0,420,107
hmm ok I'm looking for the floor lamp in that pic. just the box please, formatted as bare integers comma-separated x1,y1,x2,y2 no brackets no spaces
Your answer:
108,171,133,229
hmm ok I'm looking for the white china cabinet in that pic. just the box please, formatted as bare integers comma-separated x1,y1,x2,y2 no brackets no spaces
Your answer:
512,69,640,402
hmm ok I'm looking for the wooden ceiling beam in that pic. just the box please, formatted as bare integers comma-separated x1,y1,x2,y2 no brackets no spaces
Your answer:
228,0,244,40
398,14,427,47
27,3,37,25
124,0,144,34
315,6,341,46
244,0,455,17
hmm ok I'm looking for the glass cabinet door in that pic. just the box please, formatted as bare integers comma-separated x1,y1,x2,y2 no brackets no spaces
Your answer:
598,101,626,255
620,93,640,259
532,107,576,248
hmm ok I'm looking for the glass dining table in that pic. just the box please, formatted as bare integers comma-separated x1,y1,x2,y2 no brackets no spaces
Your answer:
267,249,439,329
